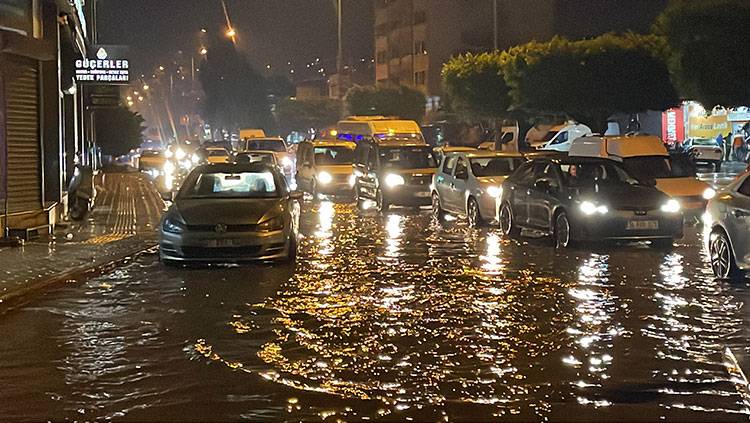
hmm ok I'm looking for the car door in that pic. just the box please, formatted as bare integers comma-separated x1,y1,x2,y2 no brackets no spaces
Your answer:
435,155,457,211
505,162,536,225
727,176,750,268
360,145,379,199
295,144,311,190
527,163,562,230
450,157,470,214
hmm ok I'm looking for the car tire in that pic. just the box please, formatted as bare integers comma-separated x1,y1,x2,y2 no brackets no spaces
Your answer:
467,197,483,227
160,255,179,267
500,202,520,238
650,238,674,249
715,161,722,172
283,235,298,263
710,229,744,282
432,192,445,221
376,188,389,213
553,211,573,249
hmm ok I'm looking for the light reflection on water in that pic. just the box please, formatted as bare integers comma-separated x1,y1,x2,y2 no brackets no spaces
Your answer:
1,204,749,421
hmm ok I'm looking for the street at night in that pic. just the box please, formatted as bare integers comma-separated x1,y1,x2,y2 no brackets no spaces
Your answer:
4,0,750,421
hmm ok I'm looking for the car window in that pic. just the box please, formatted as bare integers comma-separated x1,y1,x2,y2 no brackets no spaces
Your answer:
379,146,437,170
550,131,569,145
540,163,561,188
738,177,750,197
561,161,639,187
245,139,286,152
455,157,468,177
314,146,355,165
367,147,378,169
511,162,538,187
470,157,522,177
442,156,458,174
181,171,280,199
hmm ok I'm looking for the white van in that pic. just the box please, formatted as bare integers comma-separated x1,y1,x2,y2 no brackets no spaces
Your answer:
337,116,425,144
539,123,593,151
569,134,715,215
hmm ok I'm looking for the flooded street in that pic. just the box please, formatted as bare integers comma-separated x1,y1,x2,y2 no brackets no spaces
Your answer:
2,195,750,421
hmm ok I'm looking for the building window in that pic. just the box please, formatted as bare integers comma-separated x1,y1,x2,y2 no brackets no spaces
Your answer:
415,71,426,86
376,51,387,63
414,40,427,55
414,10,426,24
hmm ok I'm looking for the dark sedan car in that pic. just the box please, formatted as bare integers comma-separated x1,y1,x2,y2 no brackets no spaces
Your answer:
159,163,301,264
498,154,684,248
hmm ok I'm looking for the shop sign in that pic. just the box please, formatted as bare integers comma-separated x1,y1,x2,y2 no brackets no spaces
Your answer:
728,109,750,122
74,45,130,84
661,108,684,144
687,113,730,139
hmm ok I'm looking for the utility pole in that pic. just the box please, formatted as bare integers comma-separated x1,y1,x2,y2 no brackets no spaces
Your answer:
493,0,498,51
336,0,343,98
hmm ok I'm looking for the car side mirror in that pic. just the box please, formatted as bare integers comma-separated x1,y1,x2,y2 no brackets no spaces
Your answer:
501,132,514,143
161,190,175,202
534,179,552,192
290,191,304,201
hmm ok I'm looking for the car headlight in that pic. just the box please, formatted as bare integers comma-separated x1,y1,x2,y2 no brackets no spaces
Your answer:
486,186,503,198
384,173,405,187
258,215,284,232
348,174,357,187
163,160,175,175
661,199,681,213
702,187,717,200
580,200,608,215
162,215,185,234
318,171,333,184
175,148,186,160
164,149,174,159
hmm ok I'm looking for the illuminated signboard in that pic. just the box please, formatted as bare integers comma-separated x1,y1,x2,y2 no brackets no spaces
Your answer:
75,45,130,84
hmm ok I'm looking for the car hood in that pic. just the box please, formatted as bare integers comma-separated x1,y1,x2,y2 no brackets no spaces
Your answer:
477,176,509,186
656,177,709,198
318,164,354,175
175,198,284,225
388,167,436,176
574,183,668,209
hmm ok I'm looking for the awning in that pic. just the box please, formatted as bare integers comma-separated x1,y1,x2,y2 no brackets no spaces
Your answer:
0,29,55,61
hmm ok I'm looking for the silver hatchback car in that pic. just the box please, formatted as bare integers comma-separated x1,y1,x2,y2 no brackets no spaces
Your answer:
432,151,524,226
705,171,750,281
159,163,302,264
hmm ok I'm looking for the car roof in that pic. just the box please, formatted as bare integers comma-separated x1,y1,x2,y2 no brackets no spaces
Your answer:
371,139,429,147
245,137,285,142
463,150,523,159
193,163,279,173
309,140,356,148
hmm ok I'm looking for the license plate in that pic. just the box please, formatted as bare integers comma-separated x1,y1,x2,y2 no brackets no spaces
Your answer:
206,239,235,247
627,220,659,230
415,191,431,198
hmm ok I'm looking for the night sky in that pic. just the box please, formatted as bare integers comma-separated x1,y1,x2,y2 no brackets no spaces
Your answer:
99,0,374,78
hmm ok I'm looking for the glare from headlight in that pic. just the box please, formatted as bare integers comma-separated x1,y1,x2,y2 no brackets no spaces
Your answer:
318,171,333,184
580,200,608,215
192,153,201,164
702,187,717,200
175,148,186,160
384,173,405,187
702,211,713,226
281,156,293,167
163,160,175,174
164,149,174,159
661,199,681,213
486,186,503,198
162,216,184,233
348,174,357,187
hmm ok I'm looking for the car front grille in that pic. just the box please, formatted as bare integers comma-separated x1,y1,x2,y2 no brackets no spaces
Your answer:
409,174,432,186
186,224,258,232
181,245,262,258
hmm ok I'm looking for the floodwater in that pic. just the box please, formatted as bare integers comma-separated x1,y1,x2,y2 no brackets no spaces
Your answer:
1,196,750,421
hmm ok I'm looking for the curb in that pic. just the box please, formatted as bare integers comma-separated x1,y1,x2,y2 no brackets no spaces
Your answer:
0,241,157,314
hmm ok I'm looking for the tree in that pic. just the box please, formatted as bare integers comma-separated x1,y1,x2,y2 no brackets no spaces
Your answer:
500,33,679,132
275,98,342,134
655,0,750,108
441,52,511,120
96,106,145,156
344,85,426,122
198,34,272,132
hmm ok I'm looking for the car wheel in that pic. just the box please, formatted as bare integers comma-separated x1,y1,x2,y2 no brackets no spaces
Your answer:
376,188,389,213
160,254,179,267
553,211,572,249
284,235,298,263
500,202,520,237
432,192,445,221
715,161,722,172
467,197,483,227
710,229,743,282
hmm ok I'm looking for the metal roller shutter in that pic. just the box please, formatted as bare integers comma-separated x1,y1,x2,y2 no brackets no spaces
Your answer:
5,56,41,214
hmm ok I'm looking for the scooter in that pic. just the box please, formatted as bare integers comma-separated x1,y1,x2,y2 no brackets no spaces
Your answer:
68,165,94,220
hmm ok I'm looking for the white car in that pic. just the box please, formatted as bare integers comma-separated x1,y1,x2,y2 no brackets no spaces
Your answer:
684,137,724,171
241,137,295,180
539,123,593,151
432,151,524,226
705,171,750,281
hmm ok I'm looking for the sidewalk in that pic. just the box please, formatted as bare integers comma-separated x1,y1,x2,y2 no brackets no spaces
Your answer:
0,170,165,310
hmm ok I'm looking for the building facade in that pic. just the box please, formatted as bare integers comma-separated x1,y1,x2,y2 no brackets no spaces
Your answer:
0,0,91,238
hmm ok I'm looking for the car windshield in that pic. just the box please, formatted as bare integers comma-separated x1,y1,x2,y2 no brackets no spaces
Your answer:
621,156,695,179
207,150,228,157
542,130,560,142
561,161,640,187
236,153,275,165
380,146,437,169
244,139,286,152
470,157,522,177
180,171,279,199
690,138,717,146
314,146,355,165
374,133,426,143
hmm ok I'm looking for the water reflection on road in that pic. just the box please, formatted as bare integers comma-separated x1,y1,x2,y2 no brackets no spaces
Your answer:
1,199,749,421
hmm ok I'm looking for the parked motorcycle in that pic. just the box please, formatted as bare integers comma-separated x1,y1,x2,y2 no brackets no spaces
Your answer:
68,165,94,220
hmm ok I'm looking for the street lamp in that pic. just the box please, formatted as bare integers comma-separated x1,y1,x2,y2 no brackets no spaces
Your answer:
143,84,150,91
225,27,236,38
199,47,208,55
